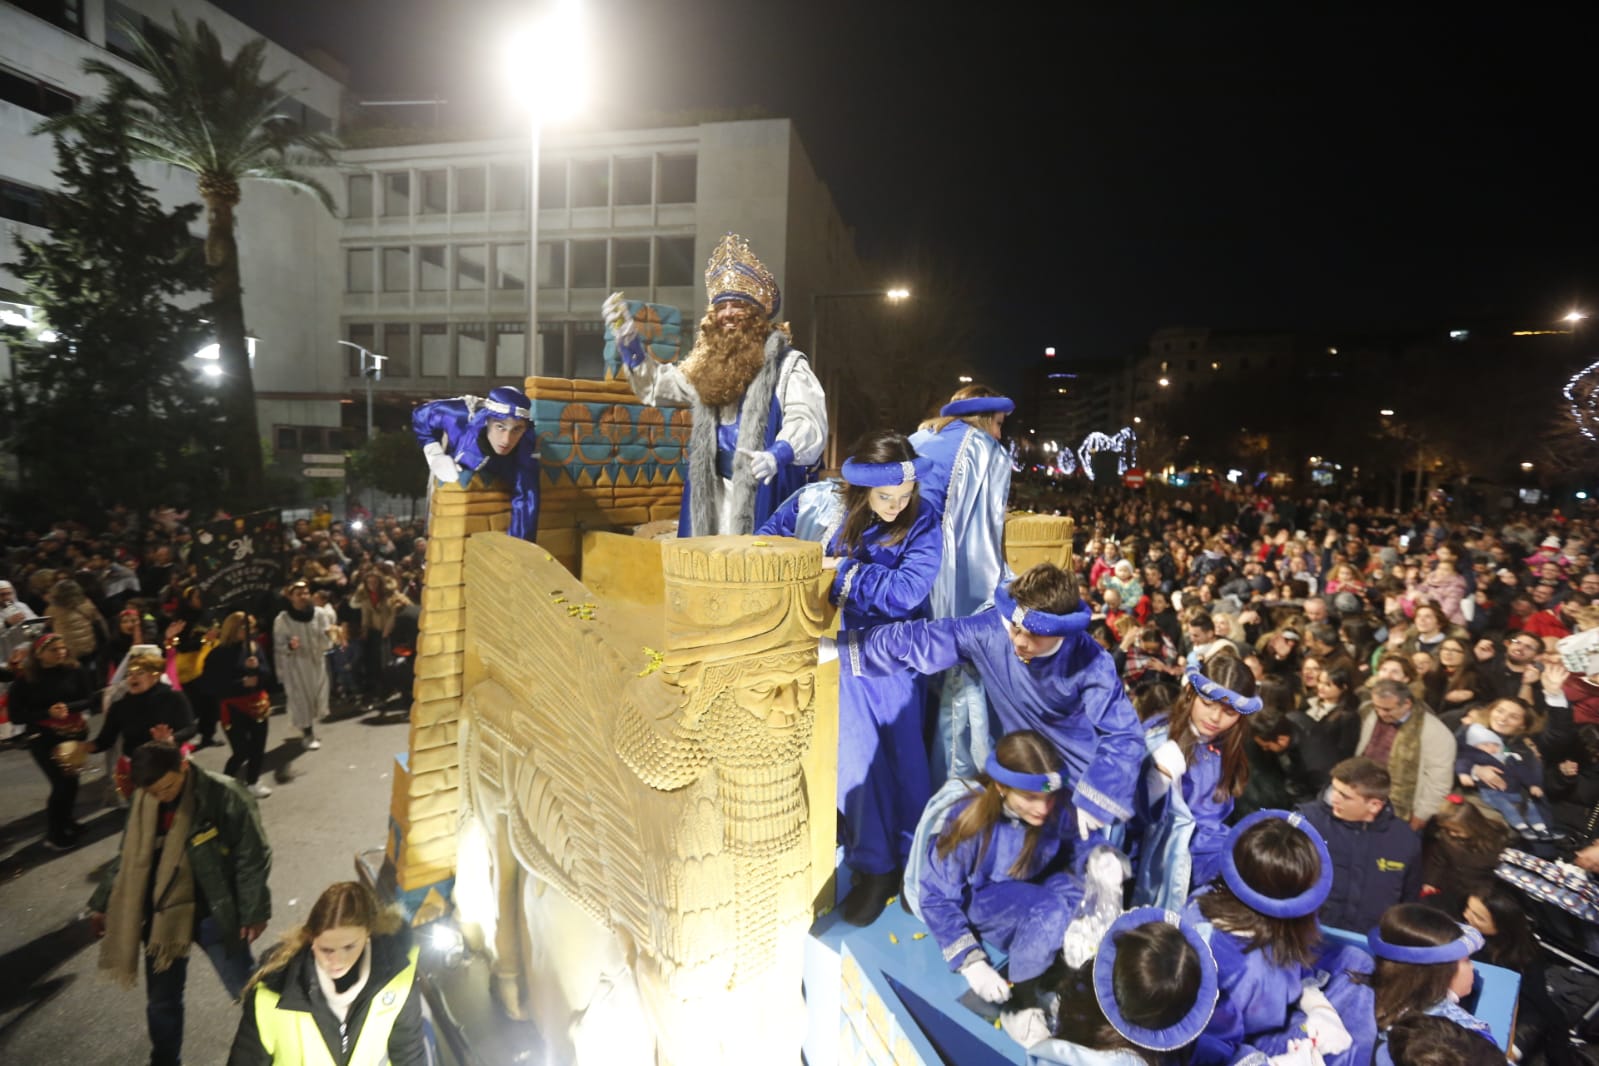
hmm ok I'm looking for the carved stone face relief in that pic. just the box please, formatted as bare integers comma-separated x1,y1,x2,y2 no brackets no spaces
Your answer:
730,656,816,730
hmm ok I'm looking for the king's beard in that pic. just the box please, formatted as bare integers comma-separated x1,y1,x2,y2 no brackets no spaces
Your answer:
680,313,769,407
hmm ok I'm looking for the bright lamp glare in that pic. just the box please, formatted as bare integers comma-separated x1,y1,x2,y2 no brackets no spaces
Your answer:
202,362,222,377
503,0,588,119
39,329,59,343
194,343,220,360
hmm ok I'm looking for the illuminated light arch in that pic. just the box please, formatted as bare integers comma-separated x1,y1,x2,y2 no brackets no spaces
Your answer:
1566,360,1599,442
1077,427,1138,481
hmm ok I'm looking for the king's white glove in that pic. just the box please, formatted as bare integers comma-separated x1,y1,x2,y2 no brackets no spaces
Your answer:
1077,808,1107,841
1297,985,1352,1055
422,441,461,484
1153,738,1186,781
818,635,839,665
961,957,1011,1004
602,291,636,344
738,448,779,484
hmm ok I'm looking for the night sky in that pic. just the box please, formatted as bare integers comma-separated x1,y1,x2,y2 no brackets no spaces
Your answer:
215,0,1597,376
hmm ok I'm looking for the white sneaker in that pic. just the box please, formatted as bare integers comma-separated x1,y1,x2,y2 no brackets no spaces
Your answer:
305,737,322,750
248,782,273,799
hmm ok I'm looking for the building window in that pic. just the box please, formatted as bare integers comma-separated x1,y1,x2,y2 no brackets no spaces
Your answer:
274,426,298,453
612,239,650,288
458,324,487,376
381,247,410,292
490,163,524,212
0,179,49,228
346,248,374,293
455,246,486,290
614,158,651,206
0,65,78,118
659,155,696,203
420,323,449,377
571,159,608,208
419,170,448,215
19,0,85,37
382,172,410,217
538,241,566,288
571,321,606,380
656,237,694,287
495,243,528,290
418,246,447,291
570,240,607,287
456,167,486,213
346,324,375,376
347,174,373,219
383,324,411,377
539,161,566,209
540,326,567,373
493,323,525,376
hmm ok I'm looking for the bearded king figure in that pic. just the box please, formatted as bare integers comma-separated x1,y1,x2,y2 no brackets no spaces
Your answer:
604,233,827,536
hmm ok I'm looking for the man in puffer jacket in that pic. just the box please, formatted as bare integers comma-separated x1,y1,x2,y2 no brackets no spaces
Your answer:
1297,756,1423,933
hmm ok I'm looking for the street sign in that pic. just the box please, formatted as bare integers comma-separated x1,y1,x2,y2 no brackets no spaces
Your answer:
302,467,346,479
303,453,346,465
1123,467,1146,489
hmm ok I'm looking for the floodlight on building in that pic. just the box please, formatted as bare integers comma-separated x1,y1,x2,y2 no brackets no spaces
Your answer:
885,287,910,301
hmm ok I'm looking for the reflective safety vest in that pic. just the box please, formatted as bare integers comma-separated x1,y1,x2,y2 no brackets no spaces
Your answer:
254,947,420,1066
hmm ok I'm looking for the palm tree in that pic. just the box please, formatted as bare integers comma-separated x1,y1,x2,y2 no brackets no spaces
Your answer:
56,15,338,505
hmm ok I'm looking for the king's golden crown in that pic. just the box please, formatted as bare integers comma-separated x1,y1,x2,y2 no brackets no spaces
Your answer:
704,233,780,317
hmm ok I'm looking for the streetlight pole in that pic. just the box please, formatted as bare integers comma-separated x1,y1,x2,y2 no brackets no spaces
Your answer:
527,121,542,379
810,287,910,468
336,340,386,441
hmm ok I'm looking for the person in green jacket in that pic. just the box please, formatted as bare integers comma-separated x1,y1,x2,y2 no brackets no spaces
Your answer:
228,881,426,1066
89,739,272,1066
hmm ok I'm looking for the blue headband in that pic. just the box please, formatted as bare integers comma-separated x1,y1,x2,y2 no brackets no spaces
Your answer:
1185,665,1263,715
482,386,531,421
1220,810,1334,919
992,581,1092,638
1094,907,1219,1051
1367,922,1484,964
840,454,933,488
984,751,1063,794
941,396,1015,417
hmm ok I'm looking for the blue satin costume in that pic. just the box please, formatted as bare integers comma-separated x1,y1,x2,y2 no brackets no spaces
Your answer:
760,482,941,875
908,420,1014,781
1184,889,1378,1066
411,397,541,540
916,791,1083,984
1372,998,1493,1066
842,613,1141,829
1130,717,1233,911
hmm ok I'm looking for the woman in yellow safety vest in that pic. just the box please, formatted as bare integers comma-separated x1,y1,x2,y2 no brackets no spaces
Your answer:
228,881,425,1066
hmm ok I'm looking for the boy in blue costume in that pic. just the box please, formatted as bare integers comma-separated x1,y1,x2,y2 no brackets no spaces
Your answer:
412,386,540,541
839,563,1142,842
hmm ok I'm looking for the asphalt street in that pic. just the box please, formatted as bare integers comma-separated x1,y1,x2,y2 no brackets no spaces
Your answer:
0,702,413,1065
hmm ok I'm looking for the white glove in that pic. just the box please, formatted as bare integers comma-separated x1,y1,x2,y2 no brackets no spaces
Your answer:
1153,738,1186,781
1000,1006,1053,1048
602,291,636,344
1269,1038,1326,1066
1077,807,1107,841
423,441,461,484
738,448,779,484
1298,985,1352,1056
961,958,1011,1004
818,635,838,665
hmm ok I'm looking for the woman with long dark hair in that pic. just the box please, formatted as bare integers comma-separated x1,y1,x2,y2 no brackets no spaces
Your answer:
1130,652,1257,909
204,612,275,799
6,633,94,849
759,429,941,925
1290,664,1362,797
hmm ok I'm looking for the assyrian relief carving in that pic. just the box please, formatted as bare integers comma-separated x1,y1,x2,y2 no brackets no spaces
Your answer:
455,534,827,1064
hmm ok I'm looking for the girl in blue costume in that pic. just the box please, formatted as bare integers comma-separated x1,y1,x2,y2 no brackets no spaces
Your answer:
1362,904,1496,1066
412,386,541,540
1029,907,1220,1066
912,730,1082,1004
760,429,942,925
1131,653,1257,910
1183,810,1374,1066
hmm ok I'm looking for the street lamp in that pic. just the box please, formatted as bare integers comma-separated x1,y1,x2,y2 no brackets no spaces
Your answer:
810,286,912,467
1157,377,1170,388
1565,310,1588,325
957,374,973,384
1379,408,1394,417
337,340,387,441
503,0,588,378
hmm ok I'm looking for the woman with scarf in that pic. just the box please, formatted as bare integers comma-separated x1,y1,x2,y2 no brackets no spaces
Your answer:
228,880,424,1066
7,632,94,849
204,612,275,799
760,429,941,925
